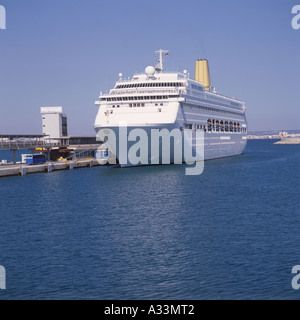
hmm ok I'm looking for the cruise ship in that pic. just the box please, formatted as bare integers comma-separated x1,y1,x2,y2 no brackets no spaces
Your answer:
94,49,247,166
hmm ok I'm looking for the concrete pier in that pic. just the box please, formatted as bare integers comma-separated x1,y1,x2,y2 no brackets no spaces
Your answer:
274,137,300,145
0,158,105,178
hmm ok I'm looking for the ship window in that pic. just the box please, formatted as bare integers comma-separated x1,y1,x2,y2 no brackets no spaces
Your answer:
184,124,193,130
220,121,224,132
207,119,212,132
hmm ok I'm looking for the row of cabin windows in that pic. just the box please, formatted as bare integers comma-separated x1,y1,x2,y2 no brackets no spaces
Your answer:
191,84,204,91
207,119,246,133
112,103,164,108
184,120,246,133
184,104,243,118
129,103,145,107
104,95,179,102
116,82,184,89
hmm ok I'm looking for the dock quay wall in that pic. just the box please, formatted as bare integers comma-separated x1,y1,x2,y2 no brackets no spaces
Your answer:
0,158,102,178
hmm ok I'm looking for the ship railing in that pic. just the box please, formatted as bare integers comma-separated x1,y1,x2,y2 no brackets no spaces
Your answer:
109,89,180,95
115,72,187,83
207,90,244,105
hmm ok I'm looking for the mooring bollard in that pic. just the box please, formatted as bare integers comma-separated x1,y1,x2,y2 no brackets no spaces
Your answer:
19,167,27,176
47,164,52,173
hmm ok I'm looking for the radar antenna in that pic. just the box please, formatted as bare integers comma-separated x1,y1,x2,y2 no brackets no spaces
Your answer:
154,49,169,72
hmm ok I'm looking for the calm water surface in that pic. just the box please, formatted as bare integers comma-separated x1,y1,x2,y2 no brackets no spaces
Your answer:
0,140,300,300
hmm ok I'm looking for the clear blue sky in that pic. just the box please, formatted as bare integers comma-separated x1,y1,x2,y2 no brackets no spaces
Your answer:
0,0,299,135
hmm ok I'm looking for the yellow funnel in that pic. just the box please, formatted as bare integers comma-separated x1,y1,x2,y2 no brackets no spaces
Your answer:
195,59,211,91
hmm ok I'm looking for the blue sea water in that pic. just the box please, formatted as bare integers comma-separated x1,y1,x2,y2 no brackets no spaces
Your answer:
0,140,300,300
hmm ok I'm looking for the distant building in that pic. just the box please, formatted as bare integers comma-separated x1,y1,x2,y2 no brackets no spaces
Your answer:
69,136,97,145
41,107,68,139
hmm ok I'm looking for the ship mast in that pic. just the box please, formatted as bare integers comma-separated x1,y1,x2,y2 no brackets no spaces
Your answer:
154,49,169,72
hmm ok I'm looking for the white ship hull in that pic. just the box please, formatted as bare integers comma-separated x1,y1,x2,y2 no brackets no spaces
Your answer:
94,103,247,167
